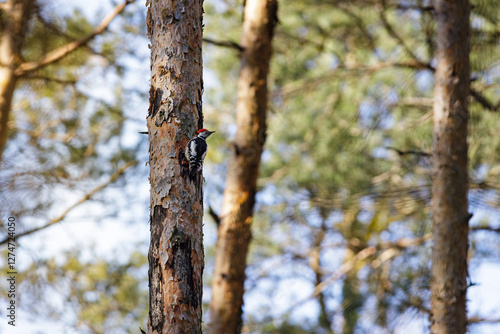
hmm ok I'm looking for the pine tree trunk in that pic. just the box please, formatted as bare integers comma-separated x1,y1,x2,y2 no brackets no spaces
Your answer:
312,220,333,334
208,0,277,332
0,0,34,162
146,0,204,332
430,0,470,333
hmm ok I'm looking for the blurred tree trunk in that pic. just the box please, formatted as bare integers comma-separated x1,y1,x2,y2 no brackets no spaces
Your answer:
146,0,204,333
342,259,362,334
0,0,132,163
0,0,34,162
340,209,364,334
209,0,277,332
311,217,333,334
430,0,470,333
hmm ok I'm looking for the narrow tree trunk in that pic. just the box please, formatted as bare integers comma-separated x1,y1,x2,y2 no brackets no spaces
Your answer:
0,0,34,162
311,220,333,334
430,0,470,333
146,0,204,332
209,0,277,332
342,261,362,334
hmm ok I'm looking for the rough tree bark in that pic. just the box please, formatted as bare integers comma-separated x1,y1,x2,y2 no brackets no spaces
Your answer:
430,0,470,333
0,0,34,162
209,0,277,332
146,0,204,333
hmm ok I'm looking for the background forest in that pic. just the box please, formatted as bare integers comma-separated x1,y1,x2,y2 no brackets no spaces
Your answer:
1,0,500,333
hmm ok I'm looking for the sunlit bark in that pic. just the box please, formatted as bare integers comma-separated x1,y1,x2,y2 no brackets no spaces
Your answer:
146,0,204,332
0,0,34,161
209,0,277,332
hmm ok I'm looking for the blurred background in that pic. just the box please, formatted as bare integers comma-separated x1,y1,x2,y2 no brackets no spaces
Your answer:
1,0,500,333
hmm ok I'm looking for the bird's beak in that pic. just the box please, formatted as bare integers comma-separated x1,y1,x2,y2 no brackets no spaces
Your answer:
209,131,216,134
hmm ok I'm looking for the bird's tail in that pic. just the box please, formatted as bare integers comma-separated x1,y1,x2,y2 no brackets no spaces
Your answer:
189,162,201,181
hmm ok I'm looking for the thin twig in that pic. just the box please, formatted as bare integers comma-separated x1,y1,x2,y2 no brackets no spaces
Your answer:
15,0,135,76
202,37,244,52
23,75,77,85
313,233,431,298
281,233,432,316
208,204,221,227
470,226,500,233
377,5,498,113
273,60,430,99
385,146,432,157
34,7,102,57
312,246,376,298
468,316,500,324
470,88,498,112
380,0,426,65
396,97,433,108
395,4,434,12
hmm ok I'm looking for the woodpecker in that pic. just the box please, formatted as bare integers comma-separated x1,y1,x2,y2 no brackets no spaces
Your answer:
185,129,215,178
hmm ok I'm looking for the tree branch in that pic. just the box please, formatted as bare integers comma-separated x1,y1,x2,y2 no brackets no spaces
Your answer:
0,160,137,245
14,0,135,76
279,233,432,316
312,246,377,298
380,0,426,66
313,233,432,298
396,96,433,108
273,60,430,99
470,226,500,233
385,146,432,157
202,37,244,52
395,4,434,12
23,75,77,85
401,298,431,314
468,316,500,324
370,11,498,114
208,204,221,227
389,60,498,113
34,6,102,57
470,88,498,112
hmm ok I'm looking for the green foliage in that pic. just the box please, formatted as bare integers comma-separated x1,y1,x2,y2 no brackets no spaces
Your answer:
0,1,149,332
342,269,364,334
1,2,144,219
203,0,500,332
2,249,148,333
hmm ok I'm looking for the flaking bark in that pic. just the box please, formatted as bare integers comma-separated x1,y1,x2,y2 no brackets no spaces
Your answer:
208,0,277,332
430,0,471,333
146,0,204,332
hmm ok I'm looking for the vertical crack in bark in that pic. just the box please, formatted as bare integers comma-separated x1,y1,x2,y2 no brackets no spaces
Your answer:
149,205,167,332
148,87,163,119
167,227,200,308
178,148,190,182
